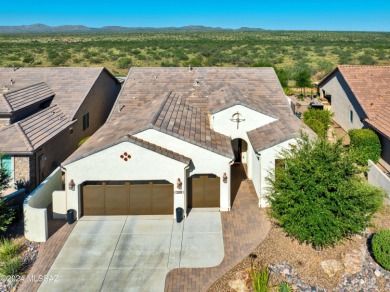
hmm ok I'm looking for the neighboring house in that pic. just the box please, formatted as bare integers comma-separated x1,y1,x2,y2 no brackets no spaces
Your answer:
62,67,312,219
318,65,390,167
0,67,121,191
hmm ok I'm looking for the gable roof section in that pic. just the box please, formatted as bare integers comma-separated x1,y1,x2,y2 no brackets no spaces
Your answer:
319,65,390,138
152,92,233,158
248,116,314,152
2,82,54,113
64,134,191,166
0,105,75,152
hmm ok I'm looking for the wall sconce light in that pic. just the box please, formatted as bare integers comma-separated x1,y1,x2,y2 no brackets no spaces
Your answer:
176,178,182,190
223,173,228,183
69,179,75,191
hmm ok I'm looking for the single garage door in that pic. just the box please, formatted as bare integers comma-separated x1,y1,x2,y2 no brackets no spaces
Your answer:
82,181,173,216
189,174,220,208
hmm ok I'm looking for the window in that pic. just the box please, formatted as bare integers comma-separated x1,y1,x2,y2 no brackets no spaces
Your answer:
349,110,354,124
83,113,89,131
1,155,13,178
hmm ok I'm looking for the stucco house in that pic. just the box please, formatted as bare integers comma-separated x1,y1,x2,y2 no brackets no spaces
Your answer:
0,67,121,191
62,67,312,218
318,65,390,167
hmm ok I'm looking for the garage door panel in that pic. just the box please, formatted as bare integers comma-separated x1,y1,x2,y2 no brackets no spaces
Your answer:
191,175,220,208
130,184,153,215
105,185,130,215
152,185,173,214
83,182,174,216
191,176,205,208
204,177,220,207
83,185,105,215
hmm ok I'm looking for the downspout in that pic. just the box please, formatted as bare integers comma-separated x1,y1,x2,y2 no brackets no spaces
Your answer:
256,152,262,208
184,165,190,217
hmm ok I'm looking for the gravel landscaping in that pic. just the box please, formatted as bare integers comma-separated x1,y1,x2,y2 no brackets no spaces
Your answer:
209,205,390,291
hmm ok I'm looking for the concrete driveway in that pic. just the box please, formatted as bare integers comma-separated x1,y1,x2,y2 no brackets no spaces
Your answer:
38,211,223,292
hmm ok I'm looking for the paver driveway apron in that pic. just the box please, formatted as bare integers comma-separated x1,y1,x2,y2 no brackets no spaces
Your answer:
38,211,224,292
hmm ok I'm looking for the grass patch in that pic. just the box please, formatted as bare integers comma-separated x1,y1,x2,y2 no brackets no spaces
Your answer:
0,238,22,261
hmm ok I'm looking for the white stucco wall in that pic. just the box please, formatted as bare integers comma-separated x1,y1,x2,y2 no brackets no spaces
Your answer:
52,190,67,219
211,105,276,137
320,72,364,131
64,141,188,219
248,142,261,196
258,138,297,207
134,129,233,211
24,167,62,242
368,160,390,205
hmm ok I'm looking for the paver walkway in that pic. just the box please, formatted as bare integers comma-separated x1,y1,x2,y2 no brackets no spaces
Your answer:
17,217,75,292
164,164,271,292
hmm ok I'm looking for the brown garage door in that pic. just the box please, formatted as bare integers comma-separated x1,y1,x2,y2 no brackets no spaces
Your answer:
189,175,220,208
82,182,173,216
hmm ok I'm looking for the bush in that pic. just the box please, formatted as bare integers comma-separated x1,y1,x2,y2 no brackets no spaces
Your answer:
372,229,390,270
0,238,22,261
303,109,332,138
266,135,385,248
0,257,23,276
349,129,381,165
116,57,132,69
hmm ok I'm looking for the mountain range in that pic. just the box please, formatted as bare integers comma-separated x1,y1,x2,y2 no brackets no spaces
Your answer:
0,24,266,33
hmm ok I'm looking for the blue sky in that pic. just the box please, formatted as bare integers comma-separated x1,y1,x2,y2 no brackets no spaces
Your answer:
1,0,389,31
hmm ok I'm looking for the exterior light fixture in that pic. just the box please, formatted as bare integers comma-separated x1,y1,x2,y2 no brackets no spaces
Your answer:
223,173,228,183
68,179,75,191
176,178,182,190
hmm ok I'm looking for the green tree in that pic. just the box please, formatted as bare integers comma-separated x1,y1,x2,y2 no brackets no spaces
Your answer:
349,129,382,165
266,135,384,248
303,109,332,138
0,155,14,232
294,69,312,96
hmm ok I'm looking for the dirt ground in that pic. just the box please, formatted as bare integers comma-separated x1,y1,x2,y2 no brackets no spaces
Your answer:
209,205,390,291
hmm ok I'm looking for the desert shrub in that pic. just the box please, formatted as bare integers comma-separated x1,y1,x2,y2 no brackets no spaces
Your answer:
0,257,23,276
78,136,90,148
349,129,381,165
266,135,385,248
278,282,292,292
372,229,390,270
116,57,132,69
303,109,332,138
251,266,269,292
0,238,22,261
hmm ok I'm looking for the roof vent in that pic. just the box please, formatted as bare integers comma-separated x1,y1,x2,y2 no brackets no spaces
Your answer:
10,79,15,85
188,65,193,71
194,80,200,86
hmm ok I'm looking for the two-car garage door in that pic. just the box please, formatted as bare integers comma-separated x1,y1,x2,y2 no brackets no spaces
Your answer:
82,181,173,216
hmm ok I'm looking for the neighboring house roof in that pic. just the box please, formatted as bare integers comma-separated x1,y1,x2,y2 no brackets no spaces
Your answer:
0,67,118,154
64,67,310,165
0,67,115,118
2,82,54,113
0,105,75,154
319,65,390,138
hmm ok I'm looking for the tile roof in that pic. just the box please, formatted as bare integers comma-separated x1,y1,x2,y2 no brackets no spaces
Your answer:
127,135,191,165
319,65,390,138
248,116,314,152
64,67,310,165
0,67,110,118
2,82,54,113
0,67,117,153
0,105,75,152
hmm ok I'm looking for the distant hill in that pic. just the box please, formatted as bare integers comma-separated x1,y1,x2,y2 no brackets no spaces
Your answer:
0,24,266,33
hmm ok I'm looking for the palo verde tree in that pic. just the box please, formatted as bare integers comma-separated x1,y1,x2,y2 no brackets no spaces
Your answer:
266,135,385,248
0,154,14,232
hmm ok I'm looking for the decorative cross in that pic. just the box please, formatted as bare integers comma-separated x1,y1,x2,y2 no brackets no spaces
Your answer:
230,112,245,129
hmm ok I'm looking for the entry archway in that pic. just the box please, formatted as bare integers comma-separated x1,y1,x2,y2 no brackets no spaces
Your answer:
231,138,248,163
